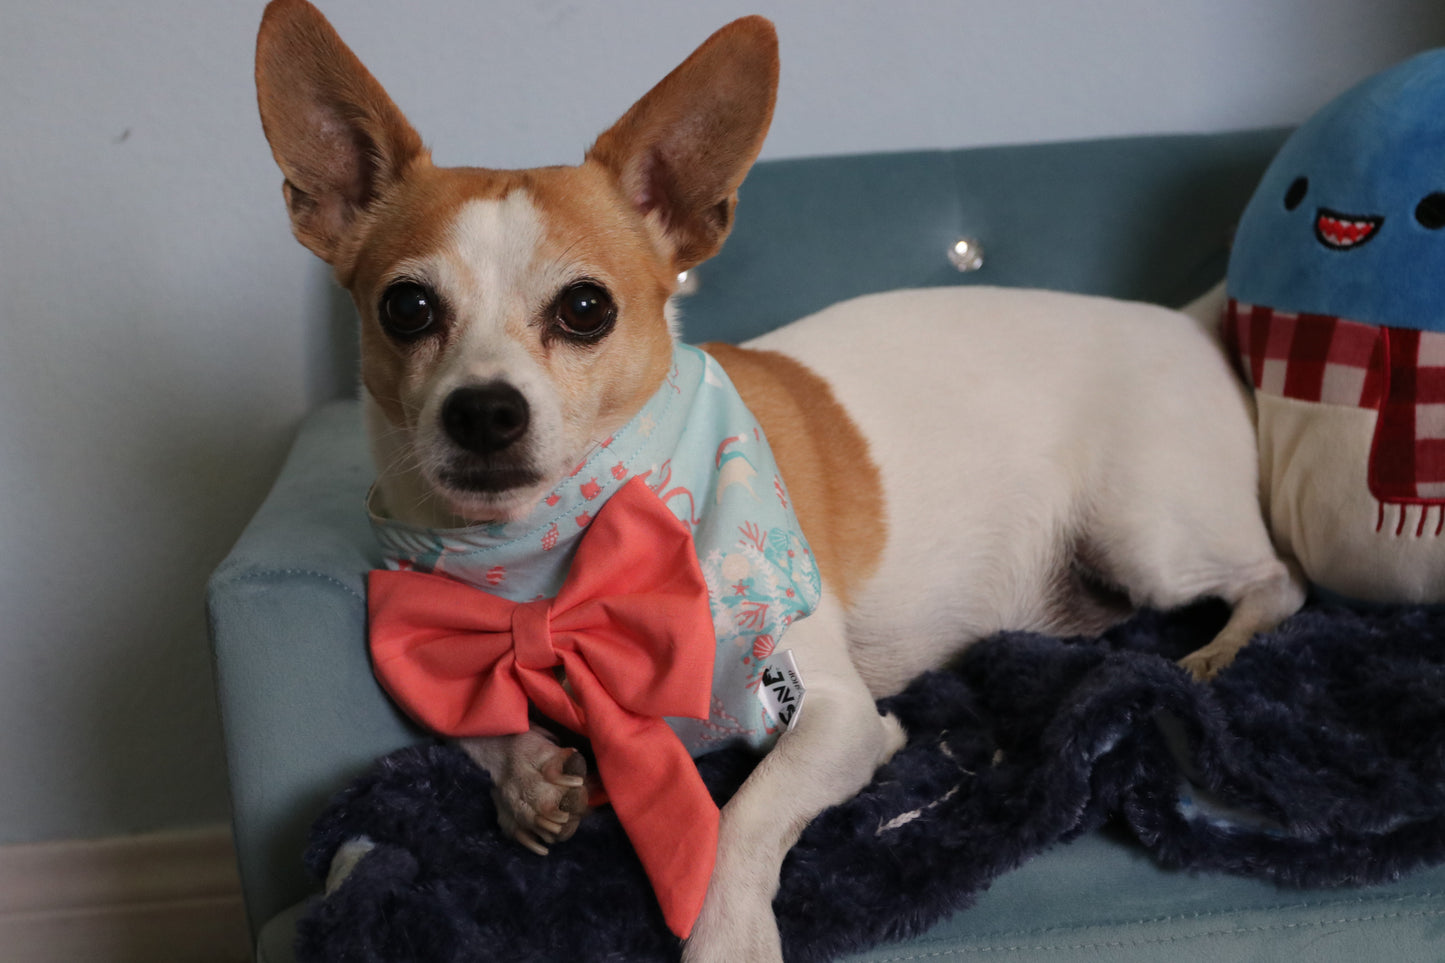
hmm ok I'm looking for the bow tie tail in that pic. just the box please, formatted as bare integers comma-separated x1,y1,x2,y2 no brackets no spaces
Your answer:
583,697,719,940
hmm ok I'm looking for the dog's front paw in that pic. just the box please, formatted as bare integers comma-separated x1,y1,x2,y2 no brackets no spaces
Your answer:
493,743,589,856
459,732,590,855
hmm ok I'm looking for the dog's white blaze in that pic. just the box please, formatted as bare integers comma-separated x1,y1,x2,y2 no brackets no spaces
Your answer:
402,192,574,522
435,193,550,381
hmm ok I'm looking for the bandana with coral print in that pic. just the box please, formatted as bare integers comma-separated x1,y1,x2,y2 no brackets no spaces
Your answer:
368,342,822,755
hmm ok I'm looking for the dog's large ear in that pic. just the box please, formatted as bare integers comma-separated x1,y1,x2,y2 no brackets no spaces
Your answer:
255,0,426,265
587,17,778,272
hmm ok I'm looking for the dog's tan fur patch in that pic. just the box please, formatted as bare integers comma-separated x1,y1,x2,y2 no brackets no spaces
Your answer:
703,344,887,605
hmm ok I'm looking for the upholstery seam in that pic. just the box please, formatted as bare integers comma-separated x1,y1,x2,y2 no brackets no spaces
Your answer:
214,568,366,604
865,906,1445,959
878,890,1442,951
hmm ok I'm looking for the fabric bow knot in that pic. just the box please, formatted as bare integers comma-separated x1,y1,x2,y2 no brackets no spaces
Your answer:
367,477,719,938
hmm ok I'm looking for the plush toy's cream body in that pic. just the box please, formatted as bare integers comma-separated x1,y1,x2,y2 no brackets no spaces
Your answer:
255,3,1303,959
1259,395,1445,602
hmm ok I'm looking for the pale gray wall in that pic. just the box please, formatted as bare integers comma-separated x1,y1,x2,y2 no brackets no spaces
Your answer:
1,0,1441,845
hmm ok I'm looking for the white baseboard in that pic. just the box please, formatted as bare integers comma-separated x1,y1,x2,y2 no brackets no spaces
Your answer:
0,824,251,963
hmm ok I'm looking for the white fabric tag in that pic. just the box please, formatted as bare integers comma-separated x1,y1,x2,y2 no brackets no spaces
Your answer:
757,649,806,731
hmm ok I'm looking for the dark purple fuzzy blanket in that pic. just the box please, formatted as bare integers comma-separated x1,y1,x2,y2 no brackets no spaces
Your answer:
297,601,1445,963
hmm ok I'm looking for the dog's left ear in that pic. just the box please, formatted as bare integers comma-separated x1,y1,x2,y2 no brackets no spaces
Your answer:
587,16,778,272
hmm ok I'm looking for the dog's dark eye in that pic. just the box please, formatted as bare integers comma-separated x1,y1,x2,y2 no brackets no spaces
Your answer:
553,281,616,340
1284,176,1309,211
1416,192,1445,230
380,282,438,340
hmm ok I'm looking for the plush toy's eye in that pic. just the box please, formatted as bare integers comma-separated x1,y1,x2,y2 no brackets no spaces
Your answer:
380,282,438,340
1283,177,1309,211
1415,192,1445,230
552,281,617,341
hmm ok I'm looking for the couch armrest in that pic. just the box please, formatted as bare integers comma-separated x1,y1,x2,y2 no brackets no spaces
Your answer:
207,399,418,933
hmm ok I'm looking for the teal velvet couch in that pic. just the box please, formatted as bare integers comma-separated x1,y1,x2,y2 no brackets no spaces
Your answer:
208,129,1445,962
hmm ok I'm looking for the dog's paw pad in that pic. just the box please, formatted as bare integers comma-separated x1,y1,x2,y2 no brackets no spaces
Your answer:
494,743,591,853
541,748,589,815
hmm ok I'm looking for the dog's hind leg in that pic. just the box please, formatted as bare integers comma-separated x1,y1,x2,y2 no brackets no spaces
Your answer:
1103,501,1306,682
1091,394,1307,682
1177,558,1306,680
683,595,906,963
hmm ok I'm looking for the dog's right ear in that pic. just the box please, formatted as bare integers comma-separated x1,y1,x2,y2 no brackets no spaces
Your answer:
255,0,426,265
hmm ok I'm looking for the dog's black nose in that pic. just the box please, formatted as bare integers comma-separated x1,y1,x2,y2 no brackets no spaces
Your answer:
441,383,530,454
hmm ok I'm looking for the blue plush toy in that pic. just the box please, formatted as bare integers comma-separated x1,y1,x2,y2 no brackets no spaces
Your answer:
1226,48,1445,604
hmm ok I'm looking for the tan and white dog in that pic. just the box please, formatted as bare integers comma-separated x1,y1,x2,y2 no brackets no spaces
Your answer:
256,3,1304,959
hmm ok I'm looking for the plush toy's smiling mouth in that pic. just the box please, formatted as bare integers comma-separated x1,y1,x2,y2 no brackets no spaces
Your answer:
1315,208,1383,250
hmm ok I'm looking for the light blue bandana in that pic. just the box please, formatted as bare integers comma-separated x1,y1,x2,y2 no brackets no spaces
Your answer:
368,343,822,754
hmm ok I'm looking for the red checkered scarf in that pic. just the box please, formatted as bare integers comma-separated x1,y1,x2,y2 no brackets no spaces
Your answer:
1224,299,1445,513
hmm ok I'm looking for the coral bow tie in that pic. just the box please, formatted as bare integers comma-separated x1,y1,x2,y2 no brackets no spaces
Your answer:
367,477,719,939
